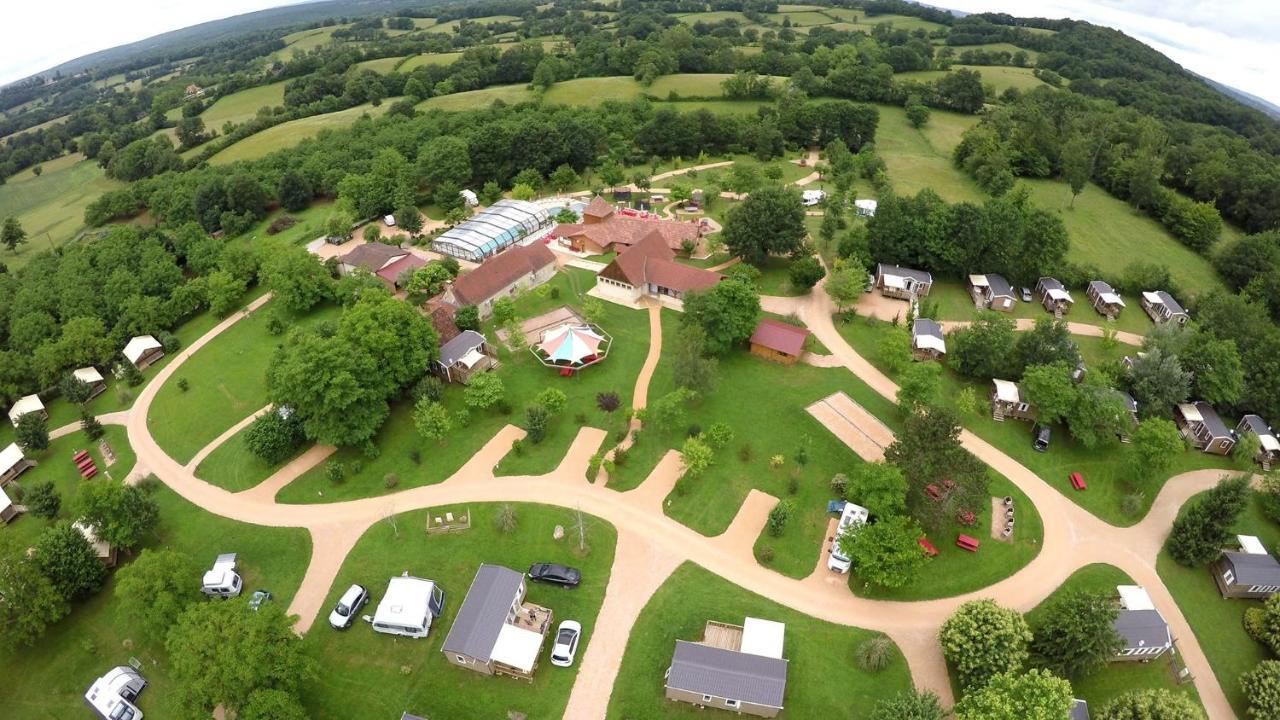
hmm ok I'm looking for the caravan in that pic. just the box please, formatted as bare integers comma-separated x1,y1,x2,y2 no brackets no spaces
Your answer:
201,553,242,597
84,666,146,720
827,502,870,573
370,574,445,638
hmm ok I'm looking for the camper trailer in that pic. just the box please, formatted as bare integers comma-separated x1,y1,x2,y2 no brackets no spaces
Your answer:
371,575,445,638
201,553,242,598
84,666,146,720
827,502,870,573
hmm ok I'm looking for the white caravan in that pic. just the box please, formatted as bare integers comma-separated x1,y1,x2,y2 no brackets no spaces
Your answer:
201,553,242,597
370,574,445,638
827,502,870,573
801,189,827,206
84,666,146,720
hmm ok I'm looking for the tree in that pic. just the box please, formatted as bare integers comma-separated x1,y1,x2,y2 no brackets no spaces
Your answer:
205,269,247,317
25,481,60,518
536,387,567,415
788,256,825,291
879,327,912,375
0,537,68,651
175,116,208,148
680,436,714,477
672,324,718,395
1030,590,1123,678
885,406,990,533
418,135,472,189
363,224,381,243
166,601,315,717
825,263,868,312
869,689,945,720
681,279,761,355
277,171,312,212
81,412,105,440
413,397,452,443
61,374,92,404
1128,348,1191,418
948,312,1017,380
598,159,625,192
455,305,480,332
240,689,309,720
2,217,28,252
1015,318,1080,374
1067,384,1133,449
905,98,931,129
464,372,505,410
767,499,794,536
34,522,108,600
837,514,927,589
405,263,453,298
76,481,158,551
1021,363,1077,425
15,411,49,451
1126,418,1184,483
939,599,1032,691
953,669,1073,720
1181,334,1244,407
260,244,332,313
1245,593,1280,655
1098,689,1205,720
846,462,908,517
492,297,517,325
245,410,305,465
640,388,694,434
548,164,579,193
114,548,199,642
325,210,354,240
721,185,807,263
1166,475,1249,566
1242,660,1280,720
395,204,424,236
479,180,502,205
1061,135,1092,208
896,362,941,411
510,183,537,201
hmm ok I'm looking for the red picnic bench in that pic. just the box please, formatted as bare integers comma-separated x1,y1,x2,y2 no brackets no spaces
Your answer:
924,484,942,501
79,466,98,479
917,538,939,557
72,450,90,463
558,367,574,377
1069,472,1087,491
956,534,980,552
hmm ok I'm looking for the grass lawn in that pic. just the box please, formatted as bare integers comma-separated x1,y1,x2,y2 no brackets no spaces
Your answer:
298,502,615,720
836,315,1236,525
270,25,344,61
1022,179,1225,297
426,15,521,33
875,104,985,203
353,55,407,73
199,80,288,130
0,433,311,720
750,255,805,297
674,10,751,24
606,562,912,719
1157,491,1280,716
209,100,400,165
1026,564,1203,712
0,153,123,271
926,279,1156,335
400,51,463,71
418,84,535,112
148,300,342,465
897,65,1051,95
819,8,946,32
276,270,639,503
194,421,310,492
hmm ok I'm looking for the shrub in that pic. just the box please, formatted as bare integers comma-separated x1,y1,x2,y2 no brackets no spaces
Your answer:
510,438,526,456
324,461,345,485
383,473,398,489
15,412,49,452
244,411,305,465
574,412,588,424
408,449,421,465
176,377,189,392
830,473,849,496
525,405,551,444
758,546,775,564
26,481,61,518
787,477,799,495
686,424,701,438
265,312,286,335
738,443,753,462
81,412,105,440
704,422,734,449
596,392,620,413
413,375,444,402
1242,660,1280,720
495,504,518,534
157,331,180,354
767,500,794,536
939,599,1031,691
854,637,894,672
349,460,363,475
1121,492,1146,517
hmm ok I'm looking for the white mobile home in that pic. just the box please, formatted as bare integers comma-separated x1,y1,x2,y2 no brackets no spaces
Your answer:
84,666,146,720
201,553,242,597
827,502,870,573
372,574,445,638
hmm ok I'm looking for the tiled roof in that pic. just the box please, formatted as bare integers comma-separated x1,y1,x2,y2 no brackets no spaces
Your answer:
582,195,614,219
750,318,810,356
449,243,555,307
341,242,407,272
375,254,426,287
556,214,700,251
598,231,719,293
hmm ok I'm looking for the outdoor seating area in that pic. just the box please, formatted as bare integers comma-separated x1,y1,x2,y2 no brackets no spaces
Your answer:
531,322,611,374
956,534,980,552
73,449,98,479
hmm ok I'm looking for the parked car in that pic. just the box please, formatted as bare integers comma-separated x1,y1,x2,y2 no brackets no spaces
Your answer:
1020,287,1033,302
248,590,272,611
1032,424,1051,452
550,620,582,667
329,583,370,629
528,563,581,587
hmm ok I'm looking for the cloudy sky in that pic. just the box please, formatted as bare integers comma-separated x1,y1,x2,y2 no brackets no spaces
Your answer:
1,0,1277,107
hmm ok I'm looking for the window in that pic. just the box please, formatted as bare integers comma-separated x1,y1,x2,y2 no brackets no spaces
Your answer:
725,699,740,709
702,695,713,703
1223,569,1235,585
456,655,468,664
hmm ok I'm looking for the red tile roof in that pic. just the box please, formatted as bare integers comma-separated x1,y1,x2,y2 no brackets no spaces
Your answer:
582,195,615,220
449,242,555,307
376,254,426,288
341,242,407,272
750,318,810,357
598,230,720,294
555,213,700,251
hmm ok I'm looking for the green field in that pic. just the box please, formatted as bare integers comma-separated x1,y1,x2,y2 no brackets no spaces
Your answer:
1026,564,1203,711
1158,491,1280,716
299,503,615,719
896,65,1050,95
209,99,398,165
417,84,535,112
606,563,912,719
400,51,464,70
819,8,947,32
949,42,1040,60
270,25,345,61
0,112,70,142
426,15,521,34
354,55,409,73
875,104,985,203
674,10,751,24
197,80,288,130
0,153,123,271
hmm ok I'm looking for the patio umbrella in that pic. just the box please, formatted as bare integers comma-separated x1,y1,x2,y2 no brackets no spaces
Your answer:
537,324,604,365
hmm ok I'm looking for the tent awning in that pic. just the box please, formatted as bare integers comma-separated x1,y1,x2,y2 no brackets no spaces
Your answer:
538,324,604,365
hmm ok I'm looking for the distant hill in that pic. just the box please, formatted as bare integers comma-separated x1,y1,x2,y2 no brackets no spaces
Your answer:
1199,75,1280,121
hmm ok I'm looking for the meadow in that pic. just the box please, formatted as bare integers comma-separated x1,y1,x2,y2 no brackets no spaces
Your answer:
208,100,398,165
0,153,123,271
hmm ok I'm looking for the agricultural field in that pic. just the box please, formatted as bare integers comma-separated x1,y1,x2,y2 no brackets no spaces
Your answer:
426,15,521,34
819,8,947,32
674,10,751,24
874,104,985,203
417,83,535,112
606,563,912,719
399,51,463,70
209,99,399,165
947,42,1040,60
354,55,408,73
196,80,289,131
0,112,70,142
0,153,123,271
896,65,1051,95
270,25,346,61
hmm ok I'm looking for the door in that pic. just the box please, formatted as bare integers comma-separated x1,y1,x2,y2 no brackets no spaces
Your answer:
429,586,445,618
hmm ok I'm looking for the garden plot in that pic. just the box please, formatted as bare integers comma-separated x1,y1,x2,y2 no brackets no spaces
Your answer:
806,392,895,461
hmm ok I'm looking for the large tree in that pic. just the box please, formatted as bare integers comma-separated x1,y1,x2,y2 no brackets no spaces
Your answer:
34,522,109,600
114,548,200,643
1097,689,1205,720
259,243,333,313
1126,418,1185,484
837,514,927,589
720,185,807,263
939,599,1032,691
681,279,761,356
0,537,69,651
76,480,159,552
1015,318,1080,375
1127,348,1191,419
1180,332,1244,407
1021,363,1076,425
1166,475,1249,566
846,462,908,517
953,669,1074,720
2,216,28,252
1030,590,1123,678
266,330,387,446
947,312,1017,380
418,135,472,189
166,601,315,717
885,406,989,533
671,323,718,395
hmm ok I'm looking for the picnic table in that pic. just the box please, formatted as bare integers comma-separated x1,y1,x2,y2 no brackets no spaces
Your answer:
956,534,980,552
1069,472,1087,491
917,538,939,557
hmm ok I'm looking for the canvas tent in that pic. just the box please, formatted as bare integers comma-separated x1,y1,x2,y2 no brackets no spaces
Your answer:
0,442,34,485
8,393,46,427
123,335,164,370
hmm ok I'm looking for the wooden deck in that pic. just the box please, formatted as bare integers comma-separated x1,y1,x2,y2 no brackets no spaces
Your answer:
701,621,743,651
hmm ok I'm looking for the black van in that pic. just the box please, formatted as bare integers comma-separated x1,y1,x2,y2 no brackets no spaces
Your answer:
1032,424,1051,452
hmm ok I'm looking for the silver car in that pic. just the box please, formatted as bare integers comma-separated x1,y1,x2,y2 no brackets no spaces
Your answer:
550,620,582,667
328,584,369,629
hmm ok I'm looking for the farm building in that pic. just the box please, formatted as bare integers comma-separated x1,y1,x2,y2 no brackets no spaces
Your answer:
73,366,107,401
441,564,552,680
7,393,46,427
1211,535,1280,599
1140,291,1189,325
337,243,425,289
0,442,35,485
664,617,789,718
431,199,549,261
874,263,932,300
434,331,497,384
990,379,1034,422
1035,277,1074,316
1174,401,1236,455
749,318,810,365
595,229,721,304
554,195,701,254
911,318,946,361
1086,280,1126,320
442,242,556,318
1112,586,1173,662
969,274,1016,312
123,335,164,370
1237,415,1280,469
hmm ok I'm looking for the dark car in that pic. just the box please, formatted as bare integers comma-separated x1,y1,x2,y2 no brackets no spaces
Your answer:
528,563,581,588
1032,424,1051,452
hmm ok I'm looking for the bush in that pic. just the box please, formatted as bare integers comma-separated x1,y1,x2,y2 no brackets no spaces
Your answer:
26,481,61,518
157,331,180,354
686,424,701,438
1121,492,1146,517
81,412,105,440
244,411,306,465
525,404,551,444
383,473,398,489
854,637,894,672
596,392,620,413
787,477,799,495
324,461,345,485
510,438,526,456
830,473,849,496
454,305,480,332
758,546,775,564
176,377,189,392
738,442,753,462
349,460,363,475
408,449,421,465
413,375,444,402
1242,660,1280,720
265,312,286,335
495,504,517,534
767,500,794,536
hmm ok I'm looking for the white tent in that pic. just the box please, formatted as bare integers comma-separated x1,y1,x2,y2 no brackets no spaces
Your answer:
854,198,878,216
0,442,27,477
537,324,605,365
73,366,105,385
490,624,544,674
8,394,45,426
123,335,162,365
992,379,1021,403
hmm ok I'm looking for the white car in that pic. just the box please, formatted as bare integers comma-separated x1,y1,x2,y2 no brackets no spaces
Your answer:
328,583,369,630
550,620,582,667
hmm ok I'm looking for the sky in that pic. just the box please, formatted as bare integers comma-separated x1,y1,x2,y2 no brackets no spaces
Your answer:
1,0,1277,107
